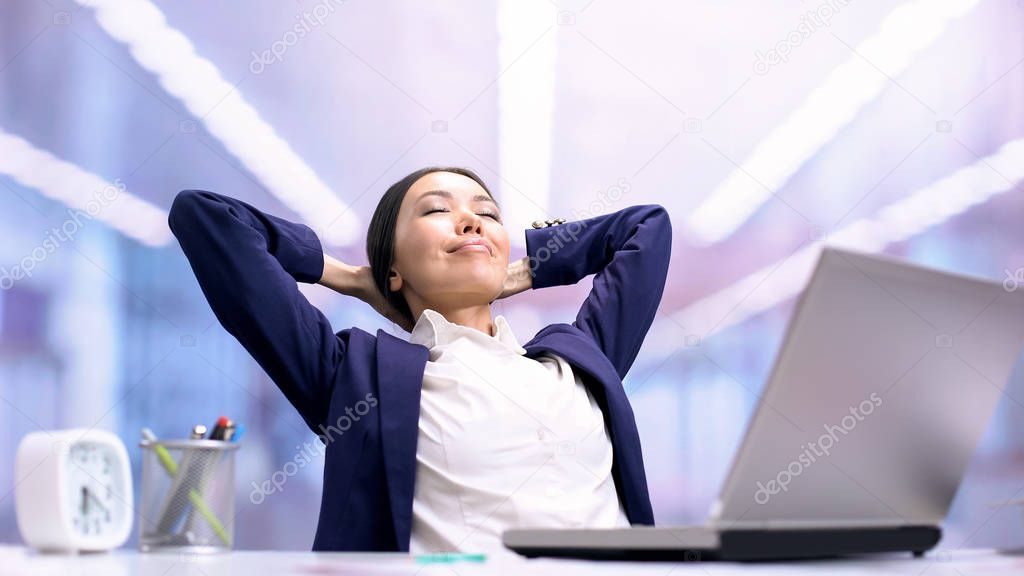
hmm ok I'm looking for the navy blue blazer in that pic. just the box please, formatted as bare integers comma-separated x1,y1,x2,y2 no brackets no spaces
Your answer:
168,189,672,552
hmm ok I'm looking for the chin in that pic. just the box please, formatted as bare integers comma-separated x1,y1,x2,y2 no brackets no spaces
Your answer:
437,274,501,300
451,259,499,275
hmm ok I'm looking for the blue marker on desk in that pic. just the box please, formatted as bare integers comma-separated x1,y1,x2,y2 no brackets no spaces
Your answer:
414,553,486,564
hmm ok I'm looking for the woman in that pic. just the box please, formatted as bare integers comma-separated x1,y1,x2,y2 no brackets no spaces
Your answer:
168,166,672,553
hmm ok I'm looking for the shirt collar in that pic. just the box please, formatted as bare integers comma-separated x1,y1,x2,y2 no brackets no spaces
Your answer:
409,308,526,355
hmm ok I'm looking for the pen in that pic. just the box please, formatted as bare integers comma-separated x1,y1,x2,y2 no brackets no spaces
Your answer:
414,553,487,564
229,423,244,443
207,416,231,441
188,419,234,542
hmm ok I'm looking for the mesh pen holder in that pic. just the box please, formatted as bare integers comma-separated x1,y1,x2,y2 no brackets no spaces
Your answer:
138,438,239,553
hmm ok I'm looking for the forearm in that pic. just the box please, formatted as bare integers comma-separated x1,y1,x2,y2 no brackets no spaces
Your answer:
319,253,414,330
525,205,669,289
318,253,367,298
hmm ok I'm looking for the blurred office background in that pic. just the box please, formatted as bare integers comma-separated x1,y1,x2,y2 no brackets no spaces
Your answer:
2,0,1024,550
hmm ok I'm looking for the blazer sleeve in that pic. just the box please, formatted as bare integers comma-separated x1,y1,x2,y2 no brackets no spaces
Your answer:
168,189,346,434
525,204,672,379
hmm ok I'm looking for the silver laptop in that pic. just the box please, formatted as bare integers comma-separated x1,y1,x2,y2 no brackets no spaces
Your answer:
504,246,1024,561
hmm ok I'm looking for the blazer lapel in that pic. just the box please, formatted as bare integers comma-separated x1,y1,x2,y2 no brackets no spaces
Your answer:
375,329,428,551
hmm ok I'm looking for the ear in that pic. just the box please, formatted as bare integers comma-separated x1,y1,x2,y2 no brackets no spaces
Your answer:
387,269,403,292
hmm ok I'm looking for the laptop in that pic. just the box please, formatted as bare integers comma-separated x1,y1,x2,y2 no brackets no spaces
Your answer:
504,247,1024,561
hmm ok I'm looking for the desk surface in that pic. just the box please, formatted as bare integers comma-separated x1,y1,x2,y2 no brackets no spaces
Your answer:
1,547,1023,575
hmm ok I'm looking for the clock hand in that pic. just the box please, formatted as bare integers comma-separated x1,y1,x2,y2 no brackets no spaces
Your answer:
80,486,88,516
83,486,110,514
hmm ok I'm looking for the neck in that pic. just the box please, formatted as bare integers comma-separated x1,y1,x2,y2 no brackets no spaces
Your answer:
412,302,495,336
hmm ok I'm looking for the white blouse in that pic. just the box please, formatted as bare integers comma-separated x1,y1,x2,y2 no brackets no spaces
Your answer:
407,308,629,555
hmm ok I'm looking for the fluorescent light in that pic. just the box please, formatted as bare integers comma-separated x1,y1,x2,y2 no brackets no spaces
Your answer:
0,129,171,247
686,0,982,245
664,136,1024,347
496,1,557,243
76,0,360,246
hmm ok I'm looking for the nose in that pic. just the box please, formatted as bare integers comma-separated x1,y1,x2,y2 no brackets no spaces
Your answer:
456,209,483,235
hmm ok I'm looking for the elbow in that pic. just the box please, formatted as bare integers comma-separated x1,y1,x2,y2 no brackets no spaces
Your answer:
168,190,201,233
641,204,672,270
168,189,218,236
639,204,672,242
650,204,671,229
614,204,673,253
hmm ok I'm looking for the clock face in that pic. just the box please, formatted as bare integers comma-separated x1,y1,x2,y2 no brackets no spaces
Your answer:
66,442,124,538
15,428,133,551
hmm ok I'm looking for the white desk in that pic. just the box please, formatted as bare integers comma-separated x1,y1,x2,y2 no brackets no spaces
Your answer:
1,547,1021,575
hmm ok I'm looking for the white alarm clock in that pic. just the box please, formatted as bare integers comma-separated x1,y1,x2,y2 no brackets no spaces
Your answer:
14,428,133,551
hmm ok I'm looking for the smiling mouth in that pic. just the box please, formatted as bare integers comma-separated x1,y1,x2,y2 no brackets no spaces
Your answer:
450,244,492,256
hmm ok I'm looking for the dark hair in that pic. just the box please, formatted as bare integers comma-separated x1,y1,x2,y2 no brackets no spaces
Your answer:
366,166,497,327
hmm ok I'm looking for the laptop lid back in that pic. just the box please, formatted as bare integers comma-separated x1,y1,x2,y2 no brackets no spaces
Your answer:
711,247,1024,529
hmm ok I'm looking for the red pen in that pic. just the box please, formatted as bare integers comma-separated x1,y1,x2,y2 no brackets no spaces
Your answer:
207,416,231,441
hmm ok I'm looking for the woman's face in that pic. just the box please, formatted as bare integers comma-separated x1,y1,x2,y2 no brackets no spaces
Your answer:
389,171,510,313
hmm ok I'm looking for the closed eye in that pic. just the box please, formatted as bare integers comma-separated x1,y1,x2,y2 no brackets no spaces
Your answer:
424,207,501,222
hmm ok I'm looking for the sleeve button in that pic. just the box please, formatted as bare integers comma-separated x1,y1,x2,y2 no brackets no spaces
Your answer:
531,220,547,229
